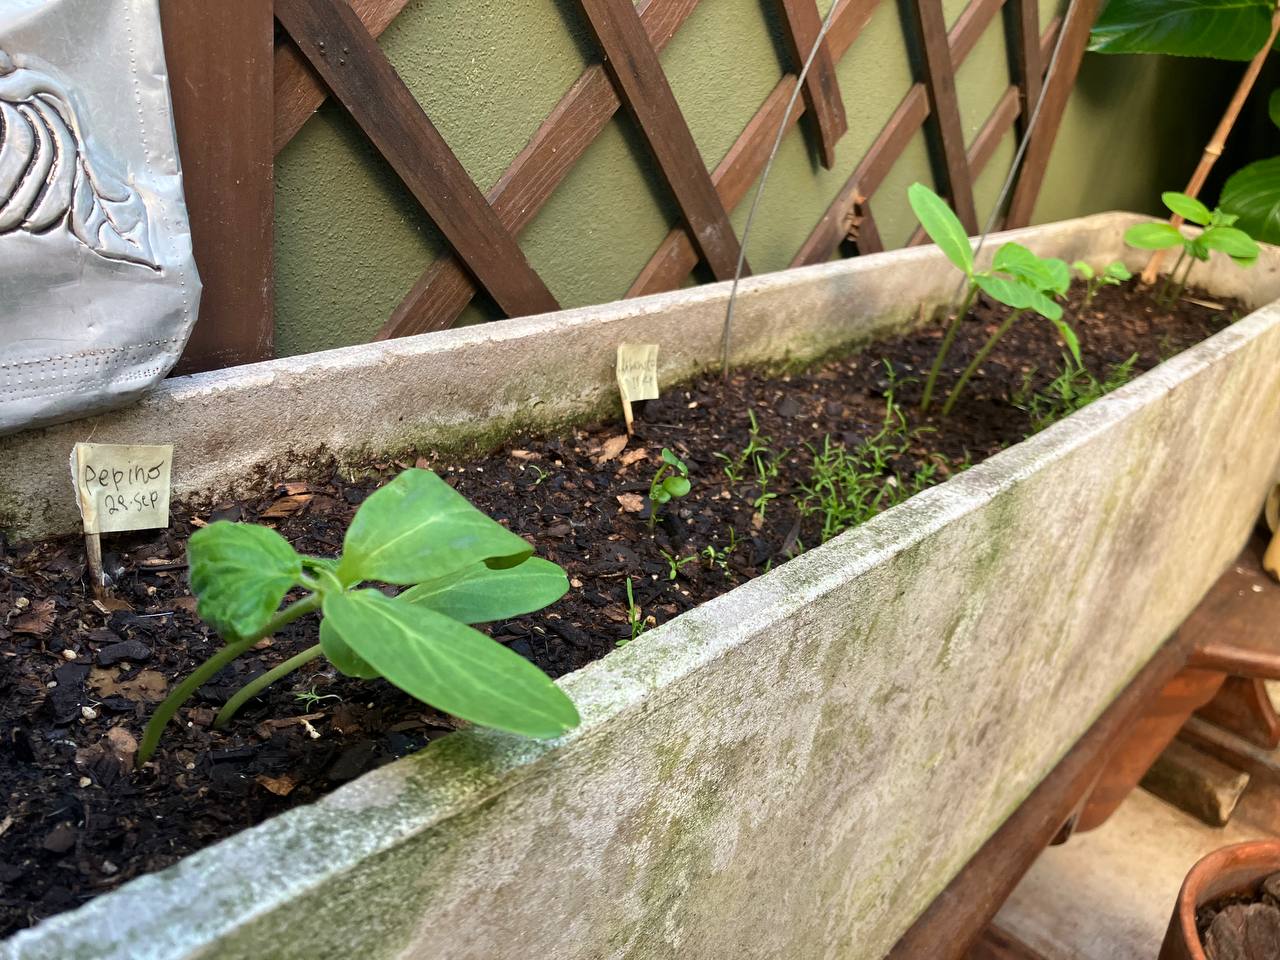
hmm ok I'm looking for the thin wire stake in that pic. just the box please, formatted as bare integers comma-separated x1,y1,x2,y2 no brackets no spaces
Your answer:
720,0,844,378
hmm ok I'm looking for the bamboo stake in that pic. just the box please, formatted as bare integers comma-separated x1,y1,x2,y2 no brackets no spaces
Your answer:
1142,9,1280,284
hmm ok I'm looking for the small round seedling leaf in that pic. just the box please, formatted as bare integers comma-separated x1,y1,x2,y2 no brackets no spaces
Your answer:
652,487,671,505
1072,260,1095,280
1124,222,1184,250
323,590,580,738
399,557,569,624
188,522,302,639
338,469,533,586
1162,191,1211,225
319,617,381,679
1103,261,1132,281
663,476,691,498
660,448,685,471
907,182,973,276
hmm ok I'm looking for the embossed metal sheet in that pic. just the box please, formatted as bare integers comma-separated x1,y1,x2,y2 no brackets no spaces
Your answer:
0,0,201,435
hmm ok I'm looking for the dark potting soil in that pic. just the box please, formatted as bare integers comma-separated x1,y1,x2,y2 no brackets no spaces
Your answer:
1197,872,1280,958
0,279,1241,934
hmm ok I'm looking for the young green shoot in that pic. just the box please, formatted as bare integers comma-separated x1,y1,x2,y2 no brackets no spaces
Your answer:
1071,260,1131,307
1012,352,1137,434
702,526,739,573
1124,192,1260,305
137,469,578,766
659,549,697,581
908,183,1075,414
619,576,646,645
648,448,691,529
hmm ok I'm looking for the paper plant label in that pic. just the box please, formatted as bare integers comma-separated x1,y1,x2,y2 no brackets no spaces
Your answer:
71,443,173,534
616,343,659,433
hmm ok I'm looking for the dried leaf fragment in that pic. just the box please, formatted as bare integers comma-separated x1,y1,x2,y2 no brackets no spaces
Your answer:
616,493,645,513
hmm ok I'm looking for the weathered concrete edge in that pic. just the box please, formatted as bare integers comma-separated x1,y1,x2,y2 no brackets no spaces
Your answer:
6,242,1280,960
5,212,1247,542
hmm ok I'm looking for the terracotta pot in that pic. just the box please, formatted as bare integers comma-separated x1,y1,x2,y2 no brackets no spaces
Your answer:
1159,839,1280,959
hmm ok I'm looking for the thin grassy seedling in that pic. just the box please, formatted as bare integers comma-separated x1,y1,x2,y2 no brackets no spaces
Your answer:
702,527,739,573
659,549,697,581
294,686,341,709
1011,352,1137,434
618,576,646,646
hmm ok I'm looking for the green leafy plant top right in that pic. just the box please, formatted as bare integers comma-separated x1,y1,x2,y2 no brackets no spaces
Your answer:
1124,192,1260,304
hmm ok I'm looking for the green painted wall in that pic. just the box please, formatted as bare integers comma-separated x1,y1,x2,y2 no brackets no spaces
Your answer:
274,0,1230,357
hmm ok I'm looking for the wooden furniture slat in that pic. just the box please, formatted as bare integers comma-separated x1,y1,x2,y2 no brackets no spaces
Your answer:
777,0,849,168
851,198,884,253
576,0,745,282
791,0,1006,267
274,0,412,154
1004,0,1103,226
378,0,703,339
907,0,980,233
886,630,1198,959
1008,0,1042,139
161,0,275,374
968,924,1051,960
274,0,560,319
625,0,879,297
1197,677,1280,749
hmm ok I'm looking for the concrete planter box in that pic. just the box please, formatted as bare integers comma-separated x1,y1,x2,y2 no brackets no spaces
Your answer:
4,213,1280,960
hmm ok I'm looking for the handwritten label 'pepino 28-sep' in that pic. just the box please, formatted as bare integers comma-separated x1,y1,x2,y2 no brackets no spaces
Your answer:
71,443,173,534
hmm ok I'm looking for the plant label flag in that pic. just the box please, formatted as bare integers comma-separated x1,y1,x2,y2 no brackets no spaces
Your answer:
616,343,659,434
70,442,174,534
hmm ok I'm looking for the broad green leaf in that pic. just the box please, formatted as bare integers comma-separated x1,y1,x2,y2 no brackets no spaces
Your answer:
1221,156,1280,245
975,273,1034,310
1049,318,1082,364
1124,222,1184,250
992,244,1069,294
1071,260,1095,280
1187,236,1211,261
188,522,301,639
907,182,973,276
1201,225,1260,266
663,476,691,497
400,557,569,624
1162,191,1211,225
1089,0,1273,60
1103,261,1133,281
338,469,532,586
1041,257,1072,295
324,589,580,738
319,617,381,678
1027,290,1064,323
992,242,1042,278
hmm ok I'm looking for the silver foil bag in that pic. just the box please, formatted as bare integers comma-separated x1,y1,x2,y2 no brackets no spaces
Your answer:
0,0,201,435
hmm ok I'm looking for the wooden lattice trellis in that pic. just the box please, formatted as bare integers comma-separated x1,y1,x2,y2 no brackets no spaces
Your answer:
159,0,1103,373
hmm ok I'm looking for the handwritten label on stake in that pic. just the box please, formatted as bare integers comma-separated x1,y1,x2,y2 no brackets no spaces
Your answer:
616,343,659,434
71,443,173,534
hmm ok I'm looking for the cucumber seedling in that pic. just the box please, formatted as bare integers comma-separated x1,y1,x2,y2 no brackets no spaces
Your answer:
907,183,1078,414
1071,260,1131,307
137,469,578,766
1124,192,1260,305
648,448,691,528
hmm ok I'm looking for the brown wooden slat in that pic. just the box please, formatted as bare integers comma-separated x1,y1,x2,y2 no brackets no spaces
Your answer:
161,0,275,374
1008,0,1042,138
777,0,849,168
885,630,1199,959
274,0,559,319
1005,0,1103,226
968,925,1050,960
625,0,879,297
907,0,980,233
792,89,930,266
274,0,412,154
628,77,797,296
576,0,745,281
378,0,702,339
851,198,885,253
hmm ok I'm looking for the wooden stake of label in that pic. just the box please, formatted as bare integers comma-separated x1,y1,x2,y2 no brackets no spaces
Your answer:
70,443,174,592
616,343,659,435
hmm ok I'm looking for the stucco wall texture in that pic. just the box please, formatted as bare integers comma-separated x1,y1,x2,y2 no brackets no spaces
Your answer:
272,0,1229,357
